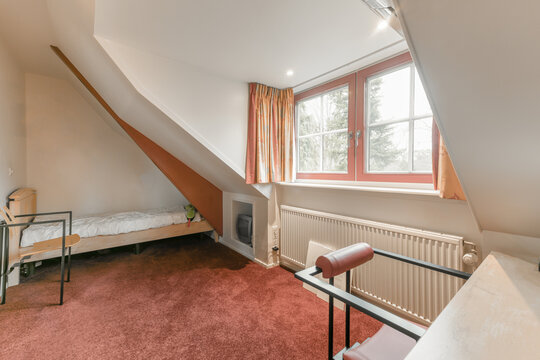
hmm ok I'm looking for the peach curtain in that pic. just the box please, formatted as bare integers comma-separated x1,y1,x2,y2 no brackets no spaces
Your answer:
432,120,466,200
246,83,294,184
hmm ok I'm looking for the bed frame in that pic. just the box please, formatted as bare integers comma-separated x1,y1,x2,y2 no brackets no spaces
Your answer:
6,188,217,285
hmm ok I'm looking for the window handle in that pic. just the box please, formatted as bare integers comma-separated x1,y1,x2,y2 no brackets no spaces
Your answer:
355,130,362,147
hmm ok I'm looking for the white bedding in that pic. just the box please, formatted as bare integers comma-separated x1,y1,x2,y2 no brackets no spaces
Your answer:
20,207,201,248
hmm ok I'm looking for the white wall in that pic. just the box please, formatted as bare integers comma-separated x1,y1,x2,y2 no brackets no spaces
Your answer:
481,231,540,265
25,73,186,217
0,36,26,203
277,184,482,246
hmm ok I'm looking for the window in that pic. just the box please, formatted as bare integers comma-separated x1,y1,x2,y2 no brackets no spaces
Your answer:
295,53,433,183
295,74,355,181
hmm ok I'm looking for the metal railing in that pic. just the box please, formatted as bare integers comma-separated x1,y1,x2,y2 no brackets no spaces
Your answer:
295,247,471,360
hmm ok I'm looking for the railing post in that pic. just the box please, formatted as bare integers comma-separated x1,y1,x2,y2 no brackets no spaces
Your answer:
59,220,65,305
346,270,351,349
328,276,334,360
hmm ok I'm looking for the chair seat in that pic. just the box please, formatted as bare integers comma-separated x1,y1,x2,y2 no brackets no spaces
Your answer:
18,234,81,259
343,325,417,360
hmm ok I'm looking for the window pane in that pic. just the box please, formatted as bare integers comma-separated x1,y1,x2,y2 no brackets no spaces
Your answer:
368,122,409,172
298,136,321,172
413,118,432,172
414,70,432,116
323,131,348,172
323,86,348,132
298,97,321,136
367,66,410,124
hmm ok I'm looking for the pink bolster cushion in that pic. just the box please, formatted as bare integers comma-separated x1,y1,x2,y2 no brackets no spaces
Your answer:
315,243,374,278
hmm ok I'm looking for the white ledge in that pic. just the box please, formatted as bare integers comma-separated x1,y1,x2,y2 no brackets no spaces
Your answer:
277,181,440,197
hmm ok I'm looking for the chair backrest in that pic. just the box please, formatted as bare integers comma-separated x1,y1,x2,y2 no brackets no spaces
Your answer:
1,206,14,224
0,206,17,244
0,207,17,263
2,189,37,270
7,188,36,241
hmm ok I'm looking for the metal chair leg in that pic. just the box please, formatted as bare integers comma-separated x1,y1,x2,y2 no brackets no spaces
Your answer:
1,273,5,305
59,234,65,305
66,247,71,282
1,269,6,305
1,228,8,305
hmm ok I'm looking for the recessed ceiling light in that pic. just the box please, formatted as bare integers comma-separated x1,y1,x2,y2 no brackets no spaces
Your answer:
377,20,389,30
286,70,294,76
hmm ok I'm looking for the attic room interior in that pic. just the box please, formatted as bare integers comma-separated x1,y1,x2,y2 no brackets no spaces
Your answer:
0,0,538,359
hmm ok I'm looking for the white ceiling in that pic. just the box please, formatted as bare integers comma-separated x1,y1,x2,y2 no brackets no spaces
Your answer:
94,0,403,88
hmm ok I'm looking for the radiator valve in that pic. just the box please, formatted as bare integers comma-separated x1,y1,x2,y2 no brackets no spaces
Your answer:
462,248,479,268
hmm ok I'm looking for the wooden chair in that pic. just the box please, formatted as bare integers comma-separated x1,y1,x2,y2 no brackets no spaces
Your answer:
0,206,80,305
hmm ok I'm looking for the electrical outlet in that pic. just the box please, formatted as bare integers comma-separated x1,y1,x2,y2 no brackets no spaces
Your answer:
272,227,280,245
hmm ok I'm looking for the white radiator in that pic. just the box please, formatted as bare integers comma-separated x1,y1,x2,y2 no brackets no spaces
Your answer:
280,205,466,323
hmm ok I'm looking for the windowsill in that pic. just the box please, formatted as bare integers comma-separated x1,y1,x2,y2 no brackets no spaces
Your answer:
278,179,440,196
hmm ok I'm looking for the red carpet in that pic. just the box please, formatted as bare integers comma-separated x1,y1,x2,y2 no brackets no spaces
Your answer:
0,236,381,359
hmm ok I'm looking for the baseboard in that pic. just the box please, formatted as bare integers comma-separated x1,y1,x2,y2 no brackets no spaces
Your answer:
218,237,280,269
278,256,303,272
219,236,255,261
253,257,278,269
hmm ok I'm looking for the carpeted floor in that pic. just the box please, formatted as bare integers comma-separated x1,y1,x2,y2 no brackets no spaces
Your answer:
0,236,381,359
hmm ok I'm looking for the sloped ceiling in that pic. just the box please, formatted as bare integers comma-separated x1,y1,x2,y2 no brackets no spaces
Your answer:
94,37,250,178
395,0,540,237
93,0,403,89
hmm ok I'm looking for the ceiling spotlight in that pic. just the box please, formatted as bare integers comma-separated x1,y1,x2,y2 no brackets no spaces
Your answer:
377,20,389,30
286,70,294,76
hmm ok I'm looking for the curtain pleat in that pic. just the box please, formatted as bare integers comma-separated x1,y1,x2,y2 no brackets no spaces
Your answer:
246,83,294,184
432,119,466,200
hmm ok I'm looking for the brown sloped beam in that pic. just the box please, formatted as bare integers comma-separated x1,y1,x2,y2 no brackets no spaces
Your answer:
50,45,223,235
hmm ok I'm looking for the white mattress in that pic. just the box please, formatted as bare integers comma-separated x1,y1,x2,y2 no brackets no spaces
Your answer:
20,207,201,248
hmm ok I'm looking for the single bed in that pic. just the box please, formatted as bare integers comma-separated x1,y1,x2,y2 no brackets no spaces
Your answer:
6,188,217,285
20,207,203,248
